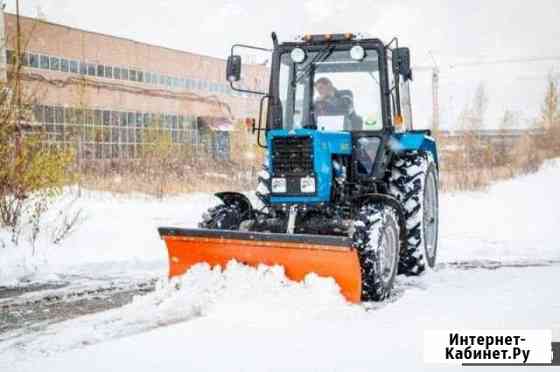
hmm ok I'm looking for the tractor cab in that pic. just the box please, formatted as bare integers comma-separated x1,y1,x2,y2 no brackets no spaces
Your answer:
226,33,418,204
226,33,413,139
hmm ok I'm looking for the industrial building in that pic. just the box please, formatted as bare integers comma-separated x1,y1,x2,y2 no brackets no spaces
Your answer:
0,9,267,162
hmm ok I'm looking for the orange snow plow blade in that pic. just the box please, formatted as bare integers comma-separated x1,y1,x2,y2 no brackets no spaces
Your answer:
158,227,362,303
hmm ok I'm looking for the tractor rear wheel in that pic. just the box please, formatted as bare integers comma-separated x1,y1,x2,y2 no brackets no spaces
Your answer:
389,151,439,275
352,204,400,302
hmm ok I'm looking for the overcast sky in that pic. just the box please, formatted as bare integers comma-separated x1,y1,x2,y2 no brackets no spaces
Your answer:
5,0,560,129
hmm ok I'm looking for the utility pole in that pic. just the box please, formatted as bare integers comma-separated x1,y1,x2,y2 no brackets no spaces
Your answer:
428,51,440,133
412,52,440,133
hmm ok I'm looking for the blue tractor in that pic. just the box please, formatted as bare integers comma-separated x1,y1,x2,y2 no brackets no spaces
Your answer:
159,33,439,303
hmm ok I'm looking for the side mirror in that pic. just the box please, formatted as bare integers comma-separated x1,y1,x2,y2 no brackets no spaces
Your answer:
226,55,242,82
392,47,412,81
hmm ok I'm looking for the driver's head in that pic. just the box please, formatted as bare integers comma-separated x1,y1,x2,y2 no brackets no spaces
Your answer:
315,77,335,100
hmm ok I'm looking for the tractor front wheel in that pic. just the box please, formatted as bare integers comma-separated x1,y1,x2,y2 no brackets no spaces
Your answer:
199,204,243,230
352,204,400,302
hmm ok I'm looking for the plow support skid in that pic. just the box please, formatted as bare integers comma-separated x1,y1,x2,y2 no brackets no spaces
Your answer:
158,228,362,303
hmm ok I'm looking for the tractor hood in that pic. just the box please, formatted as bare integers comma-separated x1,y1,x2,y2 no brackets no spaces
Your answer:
267,129,352,204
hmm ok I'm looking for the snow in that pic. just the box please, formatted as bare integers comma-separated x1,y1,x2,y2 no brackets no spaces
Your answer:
4,265,559,372
0,191,219,285
1,159,559,371
440,159,560,263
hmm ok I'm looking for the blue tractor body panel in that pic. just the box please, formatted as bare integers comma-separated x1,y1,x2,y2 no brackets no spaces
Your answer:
267,129,351,205
267,129,438,205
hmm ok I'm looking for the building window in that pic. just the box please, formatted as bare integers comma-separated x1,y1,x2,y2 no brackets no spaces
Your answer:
75,108,84,124
114,67,121,79
159,74,165,86
97,64,105,77
166,76,172,88
29,53,39,68
121,68,129,80
33,104,44,122
20,52,29,66
137,70,144,82
129,69,137,81
45,106,54,123
40,55,50,69
60,58,69,72
65,107,75,123
54,106,64,123
103,110,111,126
87,63,96,76
145,72,151,84
105,65,113,78
69,60,78,73
79,61,87,75
85,109,94,125
50,56,60,71
111,111,120,126
6,50,14,64
119,111,128,125
127,112,135,126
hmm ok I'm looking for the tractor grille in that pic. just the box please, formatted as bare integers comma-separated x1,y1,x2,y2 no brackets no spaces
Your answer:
271,136,314,176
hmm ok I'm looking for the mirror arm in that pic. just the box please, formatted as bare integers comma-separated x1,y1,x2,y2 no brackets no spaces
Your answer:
229,80,267,96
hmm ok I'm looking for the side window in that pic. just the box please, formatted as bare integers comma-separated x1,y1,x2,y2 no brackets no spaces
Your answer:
103,110,111,126
50,56,60,71
60,58,69,72
29,53,39,68
40,55,50,69
69,60,78,73
55,106,64,123
87,63,96,76
6,50,14,64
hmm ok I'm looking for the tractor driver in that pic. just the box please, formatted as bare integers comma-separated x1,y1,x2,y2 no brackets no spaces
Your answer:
313,77,362,130
314,77,353,116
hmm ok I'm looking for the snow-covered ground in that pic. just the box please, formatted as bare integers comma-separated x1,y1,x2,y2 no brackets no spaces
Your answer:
1,160,559,371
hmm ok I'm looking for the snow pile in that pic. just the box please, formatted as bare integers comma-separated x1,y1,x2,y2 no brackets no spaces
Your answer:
131,260,360,328
0,260,361,365
0,190,218,286
439,158,560,263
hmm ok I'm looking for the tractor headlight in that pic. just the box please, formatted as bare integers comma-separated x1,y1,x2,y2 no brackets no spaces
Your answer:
300,177,315,193
271,177,287,193
350,45,365,61
290,48,306,63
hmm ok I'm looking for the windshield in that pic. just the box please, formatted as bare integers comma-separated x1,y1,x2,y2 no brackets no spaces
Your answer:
278,47,382,131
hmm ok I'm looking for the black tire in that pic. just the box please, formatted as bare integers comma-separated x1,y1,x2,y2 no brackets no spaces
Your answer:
199,204,242,230
352,204,400,302
389,151,439,275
